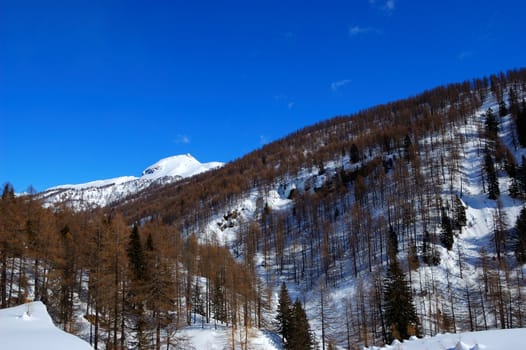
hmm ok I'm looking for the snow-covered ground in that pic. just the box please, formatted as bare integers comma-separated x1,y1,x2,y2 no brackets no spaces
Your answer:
2,300,525,350
366,328,526,350
176,322,282,350
0,301,92,350
0,300,281,350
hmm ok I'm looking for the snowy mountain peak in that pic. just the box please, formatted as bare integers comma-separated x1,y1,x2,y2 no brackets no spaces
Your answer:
141,153,221,179
39,154,223,209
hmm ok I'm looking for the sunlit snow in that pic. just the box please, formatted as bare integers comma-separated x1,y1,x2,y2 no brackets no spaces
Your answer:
0,302,92,350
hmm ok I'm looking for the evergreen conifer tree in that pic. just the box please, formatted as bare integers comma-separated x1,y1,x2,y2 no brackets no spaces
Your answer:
454,196,467,231
276,282,292,343
383,259,420,342
127,224,146,281
485,107,499,140
350,143,360,163
484,149,500,200
440,208,454,250
288,299,314,350
514,207,526,263
387,226,398,261
516,100,526,146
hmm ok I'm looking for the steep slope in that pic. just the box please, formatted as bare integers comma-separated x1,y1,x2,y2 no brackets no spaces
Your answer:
111,71,526,348
38,153,223,209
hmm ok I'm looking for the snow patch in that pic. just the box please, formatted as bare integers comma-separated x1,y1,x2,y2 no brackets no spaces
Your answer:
0,302,92,350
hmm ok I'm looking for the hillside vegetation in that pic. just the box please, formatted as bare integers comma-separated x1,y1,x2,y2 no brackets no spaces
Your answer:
2,68,526,349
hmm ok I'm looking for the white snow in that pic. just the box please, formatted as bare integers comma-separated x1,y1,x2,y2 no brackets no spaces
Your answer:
0,301,92,350
39,153,223,209
141,153,223,179
175,320,283,350
365,328,526,350
3,301,524,350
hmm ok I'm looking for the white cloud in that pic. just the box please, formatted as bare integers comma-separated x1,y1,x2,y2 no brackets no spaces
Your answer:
349,25,374,36
331,79,351,92
369,0,396,13
274,94,295,110
174,134,190,144
260,135,269,145
383,0,395,11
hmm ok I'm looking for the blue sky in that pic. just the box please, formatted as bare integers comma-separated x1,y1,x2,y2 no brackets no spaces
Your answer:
1,0,525,191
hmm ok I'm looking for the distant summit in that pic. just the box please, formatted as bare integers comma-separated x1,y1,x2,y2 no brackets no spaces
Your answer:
38,154,223,209
141,153,223,179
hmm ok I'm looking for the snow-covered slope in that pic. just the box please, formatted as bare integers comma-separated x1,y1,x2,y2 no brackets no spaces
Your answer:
4,301,525,350
0,301,92,350
39,154,223,209
365,328,526,350
191,91,526,348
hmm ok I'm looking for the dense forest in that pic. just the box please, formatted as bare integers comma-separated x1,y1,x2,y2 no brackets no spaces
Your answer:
2,68,526,349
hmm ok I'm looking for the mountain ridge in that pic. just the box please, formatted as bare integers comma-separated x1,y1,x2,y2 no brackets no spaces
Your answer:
38,153,223,209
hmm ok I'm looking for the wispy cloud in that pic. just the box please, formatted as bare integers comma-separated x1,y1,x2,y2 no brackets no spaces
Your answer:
274,94,295,110
174,134,190,144
383,0,395,12
331,79,351,92
458,50,474,61
260,135,269,145
349,25,377,36
369,0,396,13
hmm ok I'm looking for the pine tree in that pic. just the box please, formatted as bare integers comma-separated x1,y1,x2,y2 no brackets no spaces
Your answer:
127,224,145,281
403,134,413,160
383,259,420,342
453,195,467,231
276,282,292,344
484,149,500,200
440,208,454,250
350,143,360,163
422,230,440,266
288,299,314,350
514,207,526,263
485,107,499,140
126,223,148,348
387,226,398,261
516,100,526,147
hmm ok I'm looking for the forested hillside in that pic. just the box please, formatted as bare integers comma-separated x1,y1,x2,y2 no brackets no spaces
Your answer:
2,68,526,349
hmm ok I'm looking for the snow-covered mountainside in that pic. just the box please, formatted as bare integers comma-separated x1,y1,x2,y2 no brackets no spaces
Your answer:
0,302,92,350
185,91,526,348
38,154,223,209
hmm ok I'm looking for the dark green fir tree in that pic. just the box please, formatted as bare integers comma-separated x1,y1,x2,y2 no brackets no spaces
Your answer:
288,299,314,350
514,207,526,264
276,282,292,343
383,258,420,342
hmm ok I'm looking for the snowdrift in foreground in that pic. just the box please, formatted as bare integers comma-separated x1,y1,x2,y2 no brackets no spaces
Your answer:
0,301,92,350
366,328,526,350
